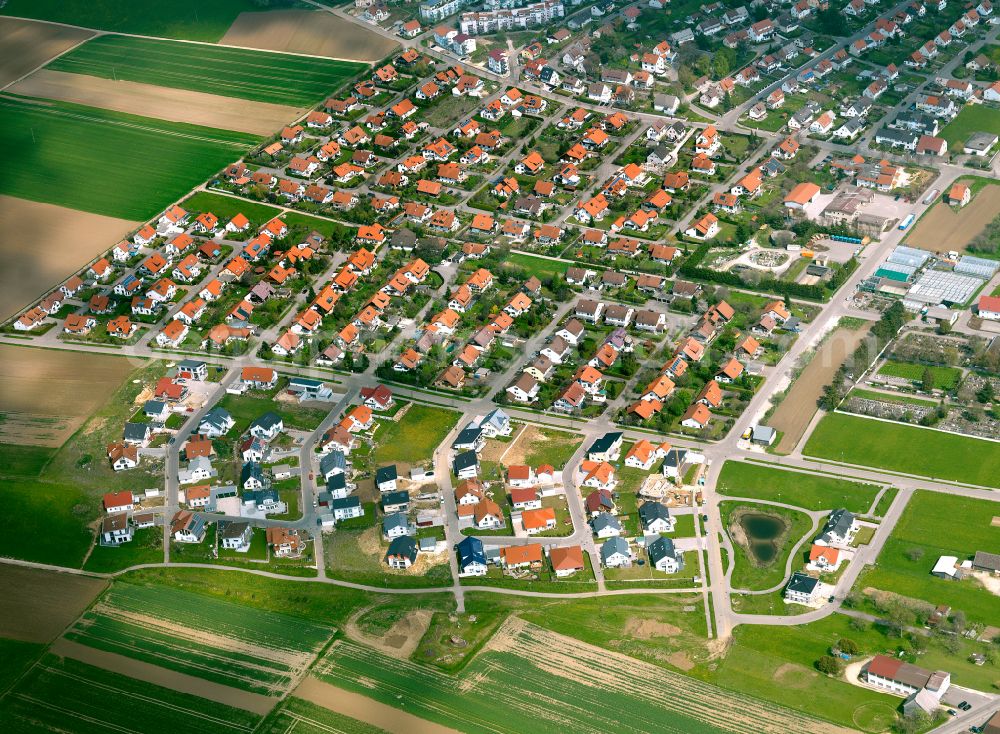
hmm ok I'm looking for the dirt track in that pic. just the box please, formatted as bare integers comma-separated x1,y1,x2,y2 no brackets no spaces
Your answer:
0,195,137,322
9,69,302,136
294,676,462,734
769,326,870,454
906,184,1000,253
50,638,277,714
220,9,398,62
0,565,106,642
0,17,93,88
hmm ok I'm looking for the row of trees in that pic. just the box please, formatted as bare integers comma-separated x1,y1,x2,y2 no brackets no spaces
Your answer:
819,301,908,410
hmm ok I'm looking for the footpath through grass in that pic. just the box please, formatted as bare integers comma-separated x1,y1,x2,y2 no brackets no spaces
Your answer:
803,413,1000,488
49,35,367,106
1,0,263,42
717,461,881,514
720,501,815,592
0,95,259,219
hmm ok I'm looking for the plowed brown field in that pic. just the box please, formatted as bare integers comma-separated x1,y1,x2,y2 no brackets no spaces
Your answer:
220,9,398,62
0,17,93,88
0,195,137,321
906,184,1000,253
0,565,106,642
769,325,870,453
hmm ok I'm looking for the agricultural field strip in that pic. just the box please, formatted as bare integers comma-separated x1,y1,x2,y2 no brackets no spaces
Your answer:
11,662,253,731
1,94,251,147
278,710,384,734
66,611,299,694
47,35,366,106
65,584,335,694
313,618,851,734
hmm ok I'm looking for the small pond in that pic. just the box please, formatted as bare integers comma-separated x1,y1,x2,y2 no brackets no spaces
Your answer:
739,513,787,564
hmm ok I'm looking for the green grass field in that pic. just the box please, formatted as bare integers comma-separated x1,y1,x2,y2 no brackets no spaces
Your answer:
0,638,44,696
856,491,1000,625
262,698,389,734
373,404,460,466
0,95,258,219
83,527,165,572
519,426,582,468
940,104,1000,151
877,360,962,391
720,501,815,592
1,0,263,42
313,619,835,734
803,413,1000,487
65,582,335,694
717,461,881,514
507,252,569,279
706,619,906,733
49,35,366,106
0,654,263,733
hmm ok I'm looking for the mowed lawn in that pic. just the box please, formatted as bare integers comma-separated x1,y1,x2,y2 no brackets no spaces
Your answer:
803,413,1000,488
858,491,1000,624
940,104,1000,150
0,95,258,219
48,35,367,106
373,404,460,466
1,0,262,42
716,461,882,514
508,252,569,279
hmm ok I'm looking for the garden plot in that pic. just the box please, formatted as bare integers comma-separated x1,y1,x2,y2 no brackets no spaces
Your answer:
64,582,335,695
312,617,853,734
